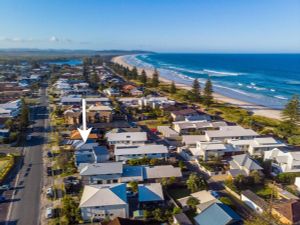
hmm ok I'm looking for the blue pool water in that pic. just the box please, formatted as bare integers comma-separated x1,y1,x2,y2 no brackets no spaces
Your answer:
122,53,300,109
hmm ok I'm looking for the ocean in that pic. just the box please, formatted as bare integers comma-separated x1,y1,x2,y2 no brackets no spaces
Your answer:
122,53,300,109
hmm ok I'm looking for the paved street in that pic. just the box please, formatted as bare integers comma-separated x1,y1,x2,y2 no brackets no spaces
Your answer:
0,86,49,225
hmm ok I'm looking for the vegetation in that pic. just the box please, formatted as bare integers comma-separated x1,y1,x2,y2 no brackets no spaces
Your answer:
19,98,30,131
151,69,160,87
170,81,177,94
186,173,207,193
61,196,81,225
276,172,300,184
190,78,201,102
128,181,138,193
219,197,235,209
139,69,147,85
203,78,213,107
186,196,200,210
0,154,15,183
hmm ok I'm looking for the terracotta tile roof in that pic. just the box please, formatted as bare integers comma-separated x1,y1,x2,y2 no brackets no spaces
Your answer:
273,199,300,223
70,130,98,140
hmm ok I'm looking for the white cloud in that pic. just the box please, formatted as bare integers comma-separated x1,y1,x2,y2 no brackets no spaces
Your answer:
49,36,59,42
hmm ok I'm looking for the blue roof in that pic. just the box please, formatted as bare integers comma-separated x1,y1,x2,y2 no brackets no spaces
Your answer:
194,203,241,225
93,146,109,155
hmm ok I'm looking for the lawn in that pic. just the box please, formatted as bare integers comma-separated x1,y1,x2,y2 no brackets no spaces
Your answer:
138,118,170,129
250,185,274,200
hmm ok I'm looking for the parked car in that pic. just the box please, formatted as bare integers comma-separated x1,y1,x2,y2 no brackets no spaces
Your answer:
0,184,11,191
168,146,177,151
46,187,54,197
45,207,54,219
47,151,53,158
47,167,52,176
0,195,6,203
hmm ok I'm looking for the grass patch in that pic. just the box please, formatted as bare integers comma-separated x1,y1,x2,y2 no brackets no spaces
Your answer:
138,118,170,129
0,155,15,183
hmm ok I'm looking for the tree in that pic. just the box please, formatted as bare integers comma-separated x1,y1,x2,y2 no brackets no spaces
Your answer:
19,98,29,131
62,196,81,225
152,208,163,221
172,207,182,215
186,173,206,193
170,81,177,94
191,78,201,102
131,67,138,80
186,196,200,210
282,95,300,124
250,170,264,184
203,78,213,107
128,181,138,193
178,160,185,171
149,158,159,166
151,69,160,87
140,69,147,85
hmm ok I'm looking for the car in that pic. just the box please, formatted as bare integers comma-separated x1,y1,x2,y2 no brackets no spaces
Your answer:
47,151,53,158
168,146,177,151
45,207,54,219
0,196,6,203
0,184,11,191
47,167,53,176
46,187,54,197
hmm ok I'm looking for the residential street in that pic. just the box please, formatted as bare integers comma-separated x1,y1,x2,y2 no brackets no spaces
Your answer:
0,85,49,225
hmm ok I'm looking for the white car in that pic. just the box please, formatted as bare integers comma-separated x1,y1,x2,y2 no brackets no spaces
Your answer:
45,207,54,219
46,187,54,197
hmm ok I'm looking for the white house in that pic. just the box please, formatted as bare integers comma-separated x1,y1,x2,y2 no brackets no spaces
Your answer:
79,183,128,221
228,154,263,177
173,120,227,135
190,141,236,161
157,126,180,140
114,144,168,161
295,177,300,192
205,126,259,142
117,97,140,108
105,132,148,146
228,137,286,156
264,148,300,173
0,99,21,118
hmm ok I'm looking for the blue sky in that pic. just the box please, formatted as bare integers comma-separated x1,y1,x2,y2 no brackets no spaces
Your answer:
0,0,299,52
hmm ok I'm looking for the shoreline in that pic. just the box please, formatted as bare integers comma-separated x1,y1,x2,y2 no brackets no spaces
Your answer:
111,55,282,120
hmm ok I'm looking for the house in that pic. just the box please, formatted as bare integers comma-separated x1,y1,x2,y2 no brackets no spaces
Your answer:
0,129,9,139
182,135,207,147
173,120,227,135
241,190,268,214
194,202,241,225
228,154,263,177
79,183,128,221
157,126,180,140
171,108,200,121
79,162,123,185
130,88,143,96
103,88,120,97
64,108,81,125
143,165,182,182
271,199,300,225
264,148,300,173
138,183,164,205
190,142,236,161
114,144,168,162
139,96,175,109
173,213,193,225
70,130,98,140
228,137,286,156
205,125,259,142
0,99,21,118
87,104,113,123
178,190,218,212
105,131,147,146
122,84,137,94
75,145,109,166
118,97,140,108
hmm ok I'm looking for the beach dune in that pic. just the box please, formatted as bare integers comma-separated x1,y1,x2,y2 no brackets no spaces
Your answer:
112,55,282,120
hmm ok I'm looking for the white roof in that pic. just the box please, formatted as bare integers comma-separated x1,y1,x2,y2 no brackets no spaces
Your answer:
138,183,164,202
79,162,123,176
106,132,147,142
114,144,168,156
143,165,182,179
88,105,113,111
182,135,208,145
79,183,127,208
206,126,258,138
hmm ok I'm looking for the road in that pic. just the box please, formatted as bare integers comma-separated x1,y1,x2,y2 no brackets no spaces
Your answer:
0,85,49,225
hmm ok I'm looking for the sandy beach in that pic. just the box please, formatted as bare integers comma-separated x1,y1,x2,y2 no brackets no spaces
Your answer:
112,55,282,120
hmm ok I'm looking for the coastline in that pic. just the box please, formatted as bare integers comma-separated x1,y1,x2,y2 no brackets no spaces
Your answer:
111,55,282,120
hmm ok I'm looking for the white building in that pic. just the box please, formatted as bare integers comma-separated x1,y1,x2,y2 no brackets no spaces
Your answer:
114,144,168,161
205,126,259,142
228,137,286,156
105,132,147,146
241,190,268,214
0,99,21,118
79,183,128,221
264,148,300,173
